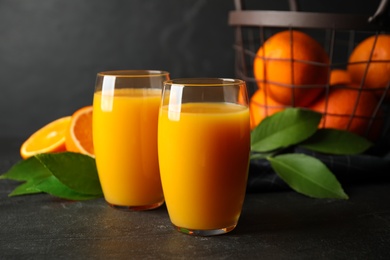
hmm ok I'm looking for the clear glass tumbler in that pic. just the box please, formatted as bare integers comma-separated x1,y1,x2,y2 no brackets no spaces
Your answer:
158,78,250,235
93,70,169,210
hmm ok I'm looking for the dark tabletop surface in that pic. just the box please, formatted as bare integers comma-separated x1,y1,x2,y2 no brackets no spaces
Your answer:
1,137,390,259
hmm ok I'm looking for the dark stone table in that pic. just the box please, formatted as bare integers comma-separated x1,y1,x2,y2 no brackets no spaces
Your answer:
1,137,389,259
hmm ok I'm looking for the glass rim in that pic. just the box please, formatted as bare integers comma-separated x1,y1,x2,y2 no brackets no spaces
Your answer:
97,70,170,78
164,78,245,87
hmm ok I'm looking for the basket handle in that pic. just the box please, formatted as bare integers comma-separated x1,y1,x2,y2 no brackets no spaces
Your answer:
234,0,300,11
369,0,390,24
235,0,389,24
288,0,389,21
288,0,299,11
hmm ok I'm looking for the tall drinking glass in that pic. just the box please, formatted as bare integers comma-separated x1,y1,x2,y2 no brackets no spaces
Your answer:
158,78,250,235
93,70,169,210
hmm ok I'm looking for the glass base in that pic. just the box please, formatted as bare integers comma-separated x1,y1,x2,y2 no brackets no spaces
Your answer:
173,223,237,236
107,200,164,211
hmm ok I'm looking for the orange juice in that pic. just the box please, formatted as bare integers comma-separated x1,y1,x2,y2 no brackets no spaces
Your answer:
158,102,250,230
93,88,164,207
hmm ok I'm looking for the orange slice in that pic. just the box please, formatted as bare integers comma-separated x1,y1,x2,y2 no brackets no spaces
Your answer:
20,116,72,159
65,106,94,157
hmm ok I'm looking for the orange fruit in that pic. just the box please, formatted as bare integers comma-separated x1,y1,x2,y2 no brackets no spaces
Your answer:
253,30,330,107
347,34,390,99
65,106,94,157
249,89,286,130
310,86,383,140
329,69,352,86
20,116,71,159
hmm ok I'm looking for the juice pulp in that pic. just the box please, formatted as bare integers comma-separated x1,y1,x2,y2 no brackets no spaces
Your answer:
158,102,250,230
93,88,164,207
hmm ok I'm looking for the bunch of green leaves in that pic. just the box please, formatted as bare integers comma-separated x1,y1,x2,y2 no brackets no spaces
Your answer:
251,108,373,199
0,152,103,200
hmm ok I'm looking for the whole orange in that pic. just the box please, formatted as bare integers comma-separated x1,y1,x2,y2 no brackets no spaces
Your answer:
253,30,330,107
329,69,352,86
347,34,390,100
249,89,286,130
310,86,383,140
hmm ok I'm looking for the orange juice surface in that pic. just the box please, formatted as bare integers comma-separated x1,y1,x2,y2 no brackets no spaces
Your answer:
93,88,164,207
158,102,250,230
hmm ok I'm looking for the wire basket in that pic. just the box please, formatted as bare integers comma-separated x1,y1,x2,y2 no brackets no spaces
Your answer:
229,0,390,141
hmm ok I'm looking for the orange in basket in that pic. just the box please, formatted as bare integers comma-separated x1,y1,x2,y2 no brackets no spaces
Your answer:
329,69,353,86
348,34,390,100
65,106,94,157
309,87,383,140
249,89,286,129
253,30,330,107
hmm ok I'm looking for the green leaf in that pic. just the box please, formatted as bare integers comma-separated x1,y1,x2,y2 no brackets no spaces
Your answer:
33,175,101,201
250,151,276,160
1,156,51,196
9,176,100,201
0,156,52,181
268,153,348,199
35,152,102,196
300,128,373,155
1,152,103,200
8,181,42,196
251,108,322,152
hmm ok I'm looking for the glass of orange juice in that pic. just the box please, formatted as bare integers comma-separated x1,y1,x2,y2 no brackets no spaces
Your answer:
158,78,250,236
93,70,169,210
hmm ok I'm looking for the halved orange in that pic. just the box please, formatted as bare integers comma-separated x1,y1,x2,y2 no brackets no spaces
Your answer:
65,106,94,157
20,116,72,159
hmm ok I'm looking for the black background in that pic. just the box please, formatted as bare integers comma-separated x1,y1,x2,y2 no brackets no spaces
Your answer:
0,0,383,138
